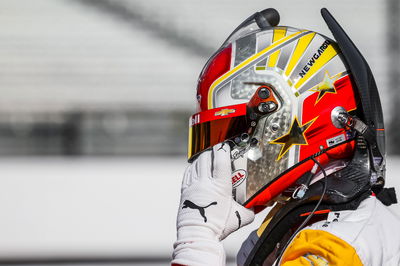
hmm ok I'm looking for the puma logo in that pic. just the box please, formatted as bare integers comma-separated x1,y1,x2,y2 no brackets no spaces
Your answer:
182,200,217,222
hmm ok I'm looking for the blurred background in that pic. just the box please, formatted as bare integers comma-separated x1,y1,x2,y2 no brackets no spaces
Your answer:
0,0,399,265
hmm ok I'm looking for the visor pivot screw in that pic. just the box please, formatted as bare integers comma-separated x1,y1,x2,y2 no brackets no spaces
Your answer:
250,138,258,147
258,87,271,99
258,102,277,113
251,121,257,127
240,133,250,143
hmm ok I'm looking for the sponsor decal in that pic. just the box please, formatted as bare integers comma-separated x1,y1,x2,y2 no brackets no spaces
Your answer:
189,104,246,126
231,169,247,188
326,133,346,147
190,114,200,126
298,40,332,78
215,108,236,117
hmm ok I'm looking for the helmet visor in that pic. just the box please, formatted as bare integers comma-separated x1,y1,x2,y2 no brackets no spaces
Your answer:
188,104,248,162
188,84,281,163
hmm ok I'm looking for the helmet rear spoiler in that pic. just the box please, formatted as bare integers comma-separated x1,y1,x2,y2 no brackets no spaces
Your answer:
321,8,386,187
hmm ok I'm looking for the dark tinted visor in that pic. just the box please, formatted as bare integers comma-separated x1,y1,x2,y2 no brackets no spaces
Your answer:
188,104,248,161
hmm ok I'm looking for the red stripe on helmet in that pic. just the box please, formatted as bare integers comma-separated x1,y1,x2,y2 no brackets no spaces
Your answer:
197,45,232,111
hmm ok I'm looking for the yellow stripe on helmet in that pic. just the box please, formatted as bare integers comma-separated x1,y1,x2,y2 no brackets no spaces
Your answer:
294,43,341,90
284,32,316,77
267,27,288,68
207,30,307,109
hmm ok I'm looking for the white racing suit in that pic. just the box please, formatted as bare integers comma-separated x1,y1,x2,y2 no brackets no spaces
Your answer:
238,195,400,266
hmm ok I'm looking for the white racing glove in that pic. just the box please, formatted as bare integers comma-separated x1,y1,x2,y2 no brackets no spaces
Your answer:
172,143,255,266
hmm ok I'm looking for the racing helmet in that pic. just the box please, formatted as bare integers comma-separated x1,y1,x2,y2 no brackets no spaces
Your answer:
188,8,385,209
